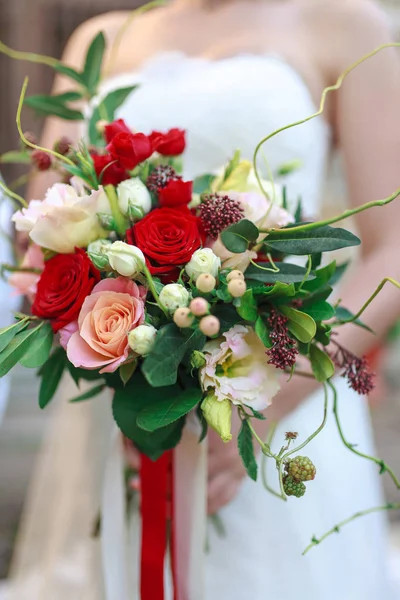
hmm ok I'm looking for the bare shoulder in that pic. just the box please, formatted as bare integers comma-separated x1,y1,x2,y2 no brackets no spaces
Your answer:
299,0,394,74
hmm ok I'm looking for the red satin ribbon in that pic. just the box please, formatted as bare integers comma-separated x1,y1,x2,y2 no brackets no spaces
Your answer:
140,451,171,600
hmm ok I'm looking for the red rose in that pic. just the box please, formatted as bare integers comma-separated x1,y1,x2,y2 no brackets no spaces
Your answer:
104,119,131,144
149,128,186,156
127,207,201,276
107,132,153,170
158,179,193,208
32,249,100,332
92,153,129,186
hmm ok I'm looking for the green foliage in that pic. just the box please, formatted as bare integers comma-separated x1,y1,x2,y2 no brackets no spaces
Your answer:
82,32,106,96
221,219,259,253
309,345,335,382
0,150,31,165
38,347,67,409
19,322,53,368
53,64,86,87
0,323,49,377
67,363,103,386
245,262,316,284
264,226,361,255
88,86,138,145
137,387,203,432
280,306,317,343
236,289,258,321
221,149,241,183
301,300,335,322
334,306,374,333
255,316,272,348
193,174,215,195
302,261,336,293
112,374,185,460
0,320,29,353
24,93,84,120
212,304,241,333
69,383,106,403
238,419,258,481
119,361,137,386
142,324,205,387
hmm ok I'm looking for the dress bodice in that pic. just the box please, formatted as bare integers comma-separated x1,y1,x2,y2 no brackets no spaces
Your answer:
100,52,331,216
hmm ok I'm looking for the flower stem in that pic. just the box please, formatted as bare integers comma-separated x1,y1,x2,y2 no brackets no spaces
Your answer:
0,179,27,208
298,255,312,291
0,39,61,68
328,380,400,489
249,258,279,273
334,277,400,326
104,184,127,236
302,503,400,555
142,266,169,318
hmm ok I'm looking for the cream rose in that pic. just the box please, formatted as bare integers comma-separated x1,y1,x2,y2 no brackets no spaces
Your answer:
117,178,152,217
185,248,221,281
105,241,145,277
159,284,190,312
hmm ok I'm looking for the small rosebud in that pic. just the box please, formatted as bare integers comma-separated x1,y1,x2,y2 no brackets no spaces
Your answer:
201,394,232,443
96,120,109,134
185,248,221,280
189,297,209,317
173,307,194,328
105,241,145,277
160,284,190,312
196,273,216,293
228,278,247,298
117,178,152,218
97,213,117,231
128,324,157,355
190,350,207,369
31,149,52,171
87,239,112,270
54,136,72,156
199,315,220,337
226,269,245,282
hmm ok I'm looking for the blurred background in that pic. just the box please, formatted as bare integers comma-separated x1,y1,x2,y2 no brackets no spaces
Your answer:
1,0,400,597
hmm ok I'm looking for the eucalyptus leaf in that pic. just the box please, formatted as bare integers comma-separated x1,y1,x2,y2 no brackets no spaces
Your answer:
137,387,202,432
38,347,66,409
0,325,45,377
19,322,53,368
82,32,106,95
238,420,258,481
280,306,316,343
264,226,361,255
245,262,316,284
309,345,335,382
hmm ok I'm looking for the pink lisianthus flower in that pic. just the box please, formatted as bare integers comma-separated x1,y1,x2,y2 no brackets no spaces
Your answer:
200,324,280,411
211,190,294,272
8,244,44,302
62,277,145,374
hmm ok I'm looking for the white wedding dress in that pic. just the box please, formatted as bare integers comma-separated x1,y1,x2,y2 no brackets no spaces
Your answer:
7,53,396,600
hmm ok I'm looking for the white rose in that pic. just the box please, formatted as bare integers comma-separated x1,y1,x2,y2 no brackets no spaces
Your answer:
12,178,111,253
128,324,157,355
159,283,190,312
185,248,221,281
117,178,151,218
105,241,145,277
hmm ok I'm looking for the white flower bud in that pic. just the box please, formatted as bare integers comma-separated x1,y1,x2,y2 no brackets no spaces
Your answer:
117,178,152,218
105,241,145,277
128,324,157,355
87,239,112,269
159,283,190,312
185,248,221,281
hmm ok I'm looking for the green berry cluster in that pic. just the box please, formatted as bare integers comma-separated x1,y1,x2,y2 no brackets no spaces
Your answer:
283,456,316,499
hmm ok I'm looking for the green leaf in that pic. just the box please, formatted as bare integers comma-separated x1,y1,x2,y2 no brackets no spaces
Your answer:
264,226,361,255
222,150,241,182
248,280,296,299
245,406,266,420
221,219,259,253
120,361,137,386
0,325,45,377
280,306,317,343
193,174,215,195
236,289,258,321
0,320,29,353
302,261,337,293
88,85,138,144
19,322,53,368
0,150,31,164
212,304,240,333
69,383,106,403
142,324,205,387
137,387,202,432
301,300,335,322
53,63,86,86
315,324,332,346
67,363,103,386
309,345,335,382
329,261,349,286
245,262,316,284
334,306,374,333
238,420,258,481
255,316,272,348
82,32,106,95
38,347,66,409
112,375,184,459
24,95,84,120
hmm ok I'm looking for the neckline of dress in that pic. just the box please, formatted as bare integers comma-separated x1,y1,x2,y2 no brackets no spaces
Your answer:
101,50,329,129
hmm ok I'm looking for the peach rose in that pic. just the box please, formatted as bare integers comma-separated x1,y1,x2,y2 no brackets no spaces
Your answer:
63,277,145,373
8,244,44,302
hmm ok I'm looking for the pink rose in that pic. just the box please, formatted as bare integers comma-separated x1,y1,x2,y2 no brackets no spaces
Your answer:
63,277,145,373
8,244,44,302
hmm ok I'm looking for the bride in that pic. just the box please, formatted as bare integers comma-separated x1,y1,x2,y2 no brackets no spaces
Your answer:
13,0,400,598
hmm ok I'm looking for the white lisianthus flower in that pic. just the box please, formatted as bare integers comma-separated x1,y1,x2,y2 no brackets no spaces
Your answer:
105,241,145,277
128,324,157,355
185,248,221,281
12,178,110,253
159,283,190,312
117,178,152,217
200,324,280,411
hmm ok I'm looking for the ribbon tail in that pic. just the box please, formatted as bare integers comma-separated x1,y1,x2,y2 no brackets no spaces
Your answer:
172,426,207,600
101,427,130,600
